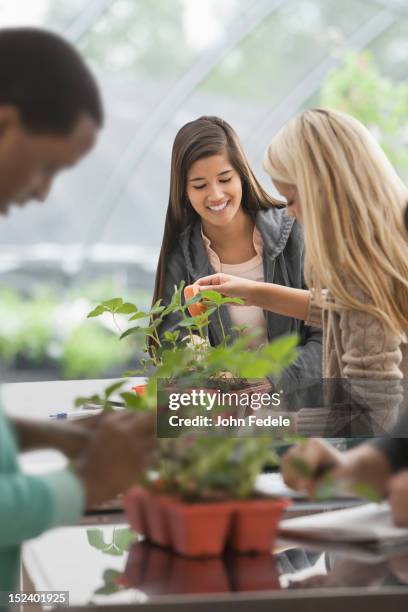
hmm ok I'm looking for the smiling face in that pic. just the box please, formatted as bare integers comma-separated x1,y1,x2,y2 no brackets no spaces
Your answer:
273,180,302,223
0,108,98,215
186,151,243,230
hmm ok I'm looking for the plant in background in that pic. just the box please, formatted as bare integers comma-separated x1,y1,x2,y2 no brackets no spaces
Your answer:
320,51,408,181
0,283,150,380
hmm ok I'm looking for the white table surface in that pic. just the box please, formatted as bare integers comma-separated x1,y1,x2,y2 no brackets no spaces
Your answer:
1,377,143,474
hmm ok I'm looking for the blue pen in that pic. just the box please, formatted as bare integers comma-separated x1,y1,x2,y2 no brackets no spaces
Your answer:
49,412,68,419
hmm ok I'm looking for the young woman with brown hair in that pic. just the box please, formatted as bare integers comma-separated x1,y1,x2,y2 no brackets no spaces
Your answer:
153,115,322,389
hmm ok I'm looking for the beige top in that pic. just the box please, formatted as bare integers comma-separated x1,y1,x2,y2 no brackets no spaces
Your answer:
201,226,268,348
303,285,408,435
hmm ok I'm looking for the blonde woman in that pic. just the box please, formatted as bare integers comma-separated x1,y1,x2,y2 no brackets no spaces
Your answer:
197,108,408,434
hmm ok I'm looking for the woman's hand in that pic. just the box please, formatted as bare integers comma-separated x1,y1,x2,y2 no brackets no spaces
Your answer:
196,273,257,305
197,273,311,320
281,438,345,497
281,438,391,499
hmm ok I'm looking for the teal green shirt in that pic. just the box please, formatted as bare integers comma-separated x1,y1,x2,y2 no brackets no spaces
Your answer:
0,408,84,593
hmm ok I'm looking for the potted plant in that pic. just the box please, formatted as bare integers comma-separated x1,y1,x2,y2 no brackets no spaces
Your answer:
80,282,298,557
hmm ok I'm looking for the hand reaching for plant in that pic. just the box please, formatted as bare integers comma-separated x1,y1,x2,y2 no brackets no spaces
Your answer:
196,273,257,305
281,438,345,497
196,273,310,320
281,438,392,500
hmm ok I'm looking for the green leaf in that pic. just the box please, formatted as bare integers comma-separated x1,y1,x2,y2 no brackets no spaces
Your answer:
116,302,138,314
120,391,146,410
87,529,108,550
103,544,123,557
150,304,166,316
87,305,106,318
102,298,123,311
112,528,137,551
104,380,125,398
120,326,145,340
240,359,280,378
164,330,180,343
128,311,149,321
263,334,299,361
178,312,210,327
103,569,123,585
74,393,102,407
231,324,247,332
200,290,223,304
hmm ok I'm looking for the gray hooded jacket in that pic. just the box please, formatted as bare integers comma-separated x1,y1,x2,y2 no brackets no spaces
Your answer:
159,207,322,389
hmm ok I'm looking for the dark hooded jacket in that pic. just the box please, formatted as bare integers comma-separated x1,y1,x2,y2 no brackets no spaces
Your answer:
159,207,322,390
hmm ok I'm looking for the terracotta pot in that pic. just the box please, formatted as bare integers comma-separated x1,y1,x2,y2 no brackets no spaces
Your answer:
142,493,175,548
166,499,234,557
123,486,149,536
228,498,290,554
125,489,290,558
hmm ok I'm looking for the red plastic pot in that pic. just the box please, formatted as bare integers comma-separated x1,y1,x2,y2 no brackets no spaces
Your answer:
123,486,149,536
166,499,234,557
125,489,290,558
229,498,290,554
142,494,175,548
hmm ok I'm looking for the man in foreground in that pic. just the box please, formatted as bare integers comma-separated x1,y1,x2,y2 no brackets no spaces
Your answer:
0,27,156,592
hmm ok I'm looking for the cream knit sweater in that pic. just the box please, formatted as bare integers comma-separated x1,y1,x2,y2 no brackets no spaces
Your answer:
298,285,407,436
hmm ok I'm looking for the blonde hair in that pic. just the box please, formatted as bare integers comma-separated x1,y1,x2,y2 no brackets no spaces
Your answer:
263,107,408,339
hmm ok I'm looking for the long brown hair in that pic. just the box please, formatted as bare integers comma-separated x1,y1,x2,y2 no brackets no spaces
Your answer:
153,115,279,304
